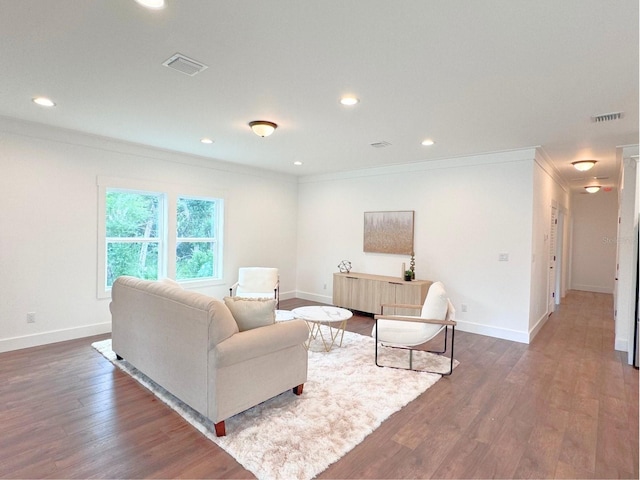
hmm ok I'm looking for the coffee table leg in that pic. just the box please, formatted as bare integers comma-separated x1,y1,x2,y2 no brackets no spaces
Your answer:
306,318,350,352
332,319,347,347
316,322,333,352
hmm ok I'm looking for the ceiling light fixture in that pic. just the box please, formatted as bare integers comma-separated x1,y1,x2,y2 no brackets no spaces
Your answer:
249,120,277,137
293,161,303,166
134,0,166,9
200,138,213,144
421,139,435,146
340,96,359,106
32,96,56,107
572,160,597,171
584,186,601,193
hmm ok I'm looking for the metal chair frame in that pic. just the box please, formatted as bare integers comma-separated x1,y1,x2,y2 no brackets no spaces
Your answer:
373,303,456,376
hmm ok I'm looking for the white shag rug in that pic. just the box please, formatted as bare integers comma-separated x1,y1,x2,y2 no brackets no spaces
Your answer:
92,329,456,480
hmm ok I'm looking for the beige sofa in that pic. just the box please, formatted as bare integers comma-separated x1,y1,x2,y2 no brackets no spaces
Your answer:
110,275,309,436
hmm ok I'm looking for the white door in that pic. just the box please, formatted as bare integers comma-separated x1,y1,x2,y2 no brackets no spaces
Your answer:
548,207,558,314
555,210,564,305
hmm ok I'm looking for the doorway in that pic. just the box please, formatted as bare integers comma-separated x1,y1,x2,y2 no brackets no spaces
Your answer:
549,206,565,314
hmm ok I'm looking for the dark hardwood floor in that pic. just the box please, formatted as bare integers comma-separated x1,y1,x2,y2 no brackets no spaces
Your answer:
0,291,637,479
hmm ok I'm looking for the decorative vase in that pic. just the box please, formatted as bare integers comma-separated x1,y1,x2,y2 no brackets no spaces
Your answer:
410,253,416,279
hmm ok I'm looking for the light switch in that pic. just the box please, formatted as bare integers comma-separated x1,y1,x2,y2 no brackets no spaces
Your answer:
498,253,509,262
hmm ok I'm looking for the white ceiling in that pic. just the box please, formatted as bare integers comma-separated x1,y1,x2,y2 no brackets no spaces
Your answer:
1,0,638,189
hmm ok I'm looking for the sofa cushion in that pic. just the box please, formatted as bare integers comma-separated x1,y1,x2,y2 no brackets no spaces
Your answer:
208,299,240,346
223,297,276,331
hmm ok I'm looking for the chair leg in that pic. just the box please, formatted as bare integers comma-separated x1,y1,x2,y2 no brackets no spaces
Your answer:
427,327,447,355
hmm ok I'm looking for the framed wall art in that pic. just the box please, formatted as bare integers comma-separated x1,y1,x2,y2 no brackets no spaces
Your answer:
363,210,414,255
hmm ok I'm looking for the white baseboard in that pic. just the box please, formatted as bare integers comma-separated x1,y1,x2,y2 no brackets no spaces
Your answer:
295,290,333,305
571,284,614,294
615,338,628,353
0,322,112,353
455,320,530,344
295,290,531,343
529,312,550,342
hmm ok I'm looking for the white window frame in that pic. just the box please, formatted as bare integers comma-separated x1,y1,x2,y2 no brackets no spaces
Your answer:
97,176,225,298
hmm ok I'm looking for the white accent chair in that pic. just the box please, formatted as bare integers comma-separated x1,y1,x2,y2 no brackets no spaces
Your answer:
372,281,456,375
230,267,280,307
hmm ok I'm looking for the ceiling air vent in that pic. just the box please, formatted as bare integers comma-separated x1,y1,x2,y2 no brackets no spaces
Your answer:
591,111,624,123
162,53,208,76
370,141,392,148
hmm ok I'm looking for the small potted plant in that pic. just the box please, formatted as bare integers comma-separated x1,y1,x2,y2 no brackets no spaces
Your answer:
404,270,413,281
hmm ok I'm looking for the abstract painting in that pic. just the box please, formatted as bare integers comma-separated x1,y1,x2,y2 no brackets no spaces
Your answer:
363,211,414,255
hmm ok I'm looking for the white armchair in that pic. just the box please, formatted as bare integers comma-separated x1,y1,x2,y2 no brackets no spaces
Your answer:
372,281,456,375
229,267,280,307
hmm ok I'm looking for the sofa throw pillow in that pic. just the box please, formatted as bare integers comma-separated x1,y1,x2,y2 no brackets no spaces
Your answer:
223,296,276,331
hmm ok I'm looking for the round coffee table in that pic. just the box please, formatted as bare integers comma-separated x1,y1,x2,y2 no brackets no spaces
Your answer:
291,306,353,352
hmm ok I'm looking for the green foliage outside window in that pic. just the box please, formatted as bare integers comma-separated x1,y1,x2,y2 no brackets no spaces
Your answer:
176,198,217,280
106,191,161,286
104,191,220,287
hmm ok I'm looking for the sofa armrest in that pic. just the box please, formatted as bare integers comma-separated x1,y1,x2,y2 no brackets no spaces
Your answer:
214,319,308,367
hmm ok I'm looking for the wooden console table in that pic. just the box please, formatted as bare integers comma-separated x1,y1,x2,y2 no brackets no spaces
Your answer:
333,272,432,315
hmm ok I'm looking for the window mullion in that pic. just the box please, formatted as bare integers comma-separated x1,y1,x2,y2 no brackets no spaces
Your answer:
165,193,176,279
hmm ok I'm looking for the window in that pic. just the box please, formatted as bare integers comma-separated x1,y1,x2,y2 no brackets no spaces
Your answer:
176,197,219,281
105,190,164,287
97,177,224,297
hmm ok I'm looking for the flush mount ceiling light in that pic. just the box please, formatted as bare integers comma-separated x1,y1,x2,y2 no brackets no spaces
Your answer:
200,137,213,144
134,0,166,9
584,186,601,193
421,139,435,146
340,96,359,106
293,161,303,166
32,96,56,107
572,160,597,171
249,120,277,137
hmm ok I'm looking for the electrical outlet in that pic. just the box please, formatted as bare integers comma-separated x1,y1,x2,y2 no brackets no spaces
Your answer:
27,312,36,323
323,283,327,290
461,304,468,313
498,253,509,262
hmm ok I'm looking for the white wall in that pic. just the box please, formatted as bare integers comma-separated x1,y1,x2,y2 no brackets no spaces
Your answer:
570,187,619,293
297,149,537,343
614,145,639,358
0,117,299,352
529,151,571,336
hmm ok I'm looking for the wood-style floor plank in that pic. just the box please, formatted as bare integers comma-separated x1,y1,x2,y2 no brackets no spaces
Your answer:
0,290,637,479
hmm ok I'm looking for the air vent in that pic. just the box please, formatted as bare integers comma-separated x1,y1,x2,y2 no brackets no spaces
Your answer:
591,111,624,123
570,176,609,182
370,141,392,148
162,53,208,76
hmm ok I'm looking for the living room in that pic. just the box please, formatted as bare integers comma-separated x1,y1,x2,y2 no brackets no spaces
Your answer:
1,1,638,478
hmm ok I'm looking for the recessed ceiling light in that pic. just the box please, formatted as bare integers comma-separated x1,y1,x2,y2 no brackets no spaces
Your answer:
293,161,303,166
340,96,359,106
200,137,214,144
421,139,435,146
32,96,56,107
134,0,166,9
